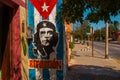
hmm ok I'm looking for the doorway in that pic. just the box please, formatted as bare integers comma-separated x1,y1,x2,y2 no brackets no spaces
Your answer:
0,3,13,79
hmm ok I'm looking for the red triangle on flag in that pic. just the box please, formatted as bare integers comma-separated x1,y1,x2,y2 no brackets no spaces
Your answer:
30,0,58,19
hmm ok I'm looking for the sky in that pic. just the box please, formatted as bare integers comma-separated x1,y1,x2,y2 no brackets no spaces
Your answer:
72,9,120,31
90,14,120,30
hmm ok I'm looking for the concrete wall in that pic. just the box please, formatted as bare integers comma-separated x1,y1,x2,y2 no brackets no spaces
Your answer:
27,0,67,80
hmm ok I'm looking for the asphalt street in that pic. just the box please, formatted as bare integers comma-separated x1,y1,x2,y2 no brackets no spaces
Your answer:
65,43,120,80
91,41,120,60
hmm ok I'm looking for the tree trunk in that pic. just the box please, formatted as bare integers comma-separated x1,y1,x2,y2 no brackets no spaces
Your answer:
105,21,109,59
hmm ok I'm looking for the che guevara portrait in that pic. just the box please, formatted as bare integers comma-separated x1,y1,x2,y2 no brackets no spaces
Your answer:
33,21,59,59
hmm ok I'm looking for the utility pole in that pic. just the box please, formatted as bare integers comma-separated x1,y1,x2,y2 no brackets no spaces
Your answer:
92,27,94,57
100,27,101,41
105,21,109,59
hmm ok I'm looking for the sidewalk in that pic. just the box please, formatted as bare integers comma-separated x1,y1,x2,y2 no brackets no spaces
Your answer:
66,44,120,80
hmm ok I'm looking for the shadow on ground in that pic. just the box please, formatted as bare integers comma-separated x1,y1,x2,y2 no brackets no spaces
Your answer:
66,65,120,80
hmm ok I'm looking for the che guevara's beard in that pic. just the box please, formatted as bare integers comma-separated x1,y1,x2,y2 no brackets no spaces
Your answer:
41,40,50,46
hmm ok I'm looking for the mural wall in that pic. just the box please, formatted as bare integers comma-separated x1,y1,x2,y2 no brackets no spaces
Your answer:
27,0,65,80
0,0,26,79
20,4,28,80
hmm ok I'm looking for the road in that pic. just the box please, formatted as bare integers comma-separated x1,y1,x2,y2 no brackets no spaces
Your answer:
91,41,120,60
66,42,120,80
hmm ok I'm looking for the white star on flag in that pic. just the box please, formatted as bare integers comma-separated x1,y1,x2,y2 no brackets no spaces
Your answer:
41,2,49,12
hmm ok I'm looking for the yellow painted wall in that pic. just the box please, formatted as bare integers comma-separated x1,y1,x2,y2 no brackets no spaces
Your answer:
20,4,28,80
65,22,71,63
66,22,71,33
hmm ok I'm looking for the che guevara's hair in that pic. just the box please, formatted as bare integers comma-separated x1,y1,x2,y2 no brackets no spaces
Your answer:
33,21,58,59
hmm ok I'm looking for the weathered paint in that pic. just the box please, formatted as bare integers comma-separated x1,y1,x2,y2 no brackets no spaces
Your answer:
65,22,71,63
27,0,37,60
12,7,21,80
56,0,64,80
12,0,26,8
28,0,34,30
49,5,56,25
28,0,65,80
20,3,28,80
27,1,37,79
0,0,26,8
0,0,27,80
12,1,27,79
34,8,42,32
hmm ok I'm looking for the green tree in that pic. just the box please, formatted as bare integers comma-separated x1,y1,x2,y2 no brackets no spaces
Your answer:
73,20,91,40
114,21,120,31
94,28,106,41
80,20,91,40
74,31,81,39
62,0,120,23
62,0,120,58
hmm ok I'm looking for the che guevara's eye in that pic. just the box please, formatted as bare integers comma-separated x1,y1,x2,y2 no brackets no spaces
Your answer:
40,31,45,34
47,31,53,35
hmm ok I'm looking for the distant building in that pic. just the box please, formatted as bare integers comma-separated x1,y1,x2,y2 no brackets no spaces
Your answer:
112,31,120,41
117,32,120,41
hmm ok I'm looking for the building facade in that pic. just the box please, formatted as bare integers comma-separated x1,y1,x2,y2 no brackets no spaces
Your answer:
0,0,67,80
27,0,67,80
0,0,27,80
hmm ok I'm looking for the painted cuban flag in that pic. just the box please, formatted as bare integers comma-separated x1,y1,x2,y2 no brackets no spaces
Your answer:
27,0,64,80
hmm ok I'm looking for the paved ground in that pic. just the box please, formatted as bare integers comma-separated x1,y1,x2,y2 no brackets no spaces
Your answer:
65,43,120,80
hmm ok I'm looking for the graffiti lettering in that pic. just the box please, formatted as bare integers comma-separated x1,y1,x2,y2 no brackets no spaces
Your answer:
29,60,62,69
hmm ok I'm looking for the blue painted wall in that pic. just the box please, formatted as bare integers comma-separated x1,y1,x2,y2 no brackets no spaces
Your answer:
27,0,65,80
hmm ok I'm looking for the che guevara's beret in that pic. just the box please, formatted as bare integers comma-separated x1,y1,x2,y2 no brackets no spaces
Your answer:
36,21,56,32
